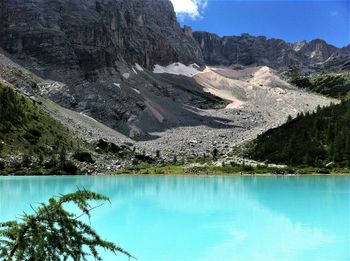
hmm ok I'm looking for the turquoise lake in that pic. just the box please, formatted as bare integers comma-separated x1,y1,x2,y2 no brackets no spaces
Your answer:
0,176,349,261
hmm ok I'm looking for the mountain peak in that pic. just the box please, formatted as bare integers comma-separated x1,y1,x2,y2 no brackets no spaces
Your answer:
193,31,347,67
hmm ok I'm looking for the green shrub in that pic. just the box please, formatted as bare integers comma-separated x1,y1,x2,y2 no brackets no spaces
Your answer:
134,153,155,164
109,143,121,153
285,168,296,174
317,168,331,174
73,152,94,163
172,155,177,165
96,139,109,150
241,164,253,172
212,148,218,159
61,161,78,175
44,156,58,169
22,154,32,168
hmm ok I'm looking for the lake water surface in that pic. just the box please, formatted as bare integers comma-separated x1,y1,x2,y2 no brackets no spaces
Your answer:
0,176,349,261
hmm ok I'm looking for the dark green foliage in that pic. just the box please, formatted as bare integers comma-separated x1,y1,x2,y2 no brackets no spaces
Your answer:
212,148,218,160
290,77,311,89
21,154,32,168
291,72,350,98
44,156,78,175
0,189,134,260
0,161,5,170
96,139,109,150
60,161,79,175
172,155,177,165
134,153,155,164
44,155,58,169
247,101,350,168
95,140,131,158
108,143,121,153
0,84,74,158
317,168,331,174
22,128,42,145
59,146,67,166
73,151,95,163
241,163,254,172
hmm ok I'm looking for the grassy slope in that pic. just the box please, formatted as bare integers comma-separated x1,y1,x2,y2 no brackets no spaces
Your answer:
0,83,74,159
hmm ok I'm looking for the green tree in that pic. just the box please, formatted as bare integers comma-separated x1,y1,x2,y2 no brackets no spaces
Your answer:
59,146,67,166
212,148,218,160
21,154,32,168
172,155,177,165
38,152,44,166
0,189,135,260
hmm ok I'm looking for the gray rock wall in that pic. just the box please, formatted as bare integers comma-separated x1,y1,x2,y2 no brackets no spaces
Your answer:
0,0,203,76
193,31,348,68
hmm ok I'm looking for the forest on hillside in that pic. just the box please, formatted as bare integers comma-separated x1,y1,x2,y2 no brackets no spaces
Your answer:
247,100,350,168
0,84,74,157
0,84,83,174
290,72,350,99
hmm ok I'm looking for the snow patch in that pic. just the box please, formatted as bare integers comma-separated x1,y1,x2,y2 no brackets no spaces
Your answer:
132,67,138,75
132,88,140,94
114,83,121,90
135,63,144,71
122,73,130,79
310,51,317,59
153,62,200,77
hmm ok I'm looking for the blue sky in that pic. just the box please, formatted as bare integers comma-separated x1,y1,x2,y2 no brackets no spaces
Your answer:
170,0,349,47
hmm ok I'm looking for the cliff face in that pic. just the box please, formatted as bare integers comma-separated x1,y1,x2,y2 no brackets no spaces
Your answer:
0,0,203,75
1,0,347,74
193,32,348,69
0,0,210,140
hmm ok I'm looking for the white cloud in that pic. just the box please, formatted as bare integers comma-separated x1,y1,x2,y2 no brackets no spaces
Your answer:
170,0,208,20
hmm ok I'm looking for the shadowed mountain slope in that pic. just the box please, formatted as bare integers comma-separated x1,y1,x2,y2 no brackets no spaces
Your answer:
193,32,350,70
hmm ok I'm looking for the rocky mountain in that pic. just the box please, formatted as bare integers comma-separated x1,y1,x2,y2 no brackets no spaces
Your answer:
0,0,213,139
193,32,349,69
0,0,346,155
0,0,203,74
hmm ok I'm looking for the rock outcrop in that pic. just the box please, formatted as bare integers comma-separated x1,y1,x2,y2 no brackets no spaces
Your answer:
193,32,349,69
0,0,203,75
0,0,211,139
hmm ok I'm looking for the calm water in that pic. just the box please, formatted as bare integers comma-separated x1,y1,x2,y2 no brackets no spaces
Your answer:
0,176,349,261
